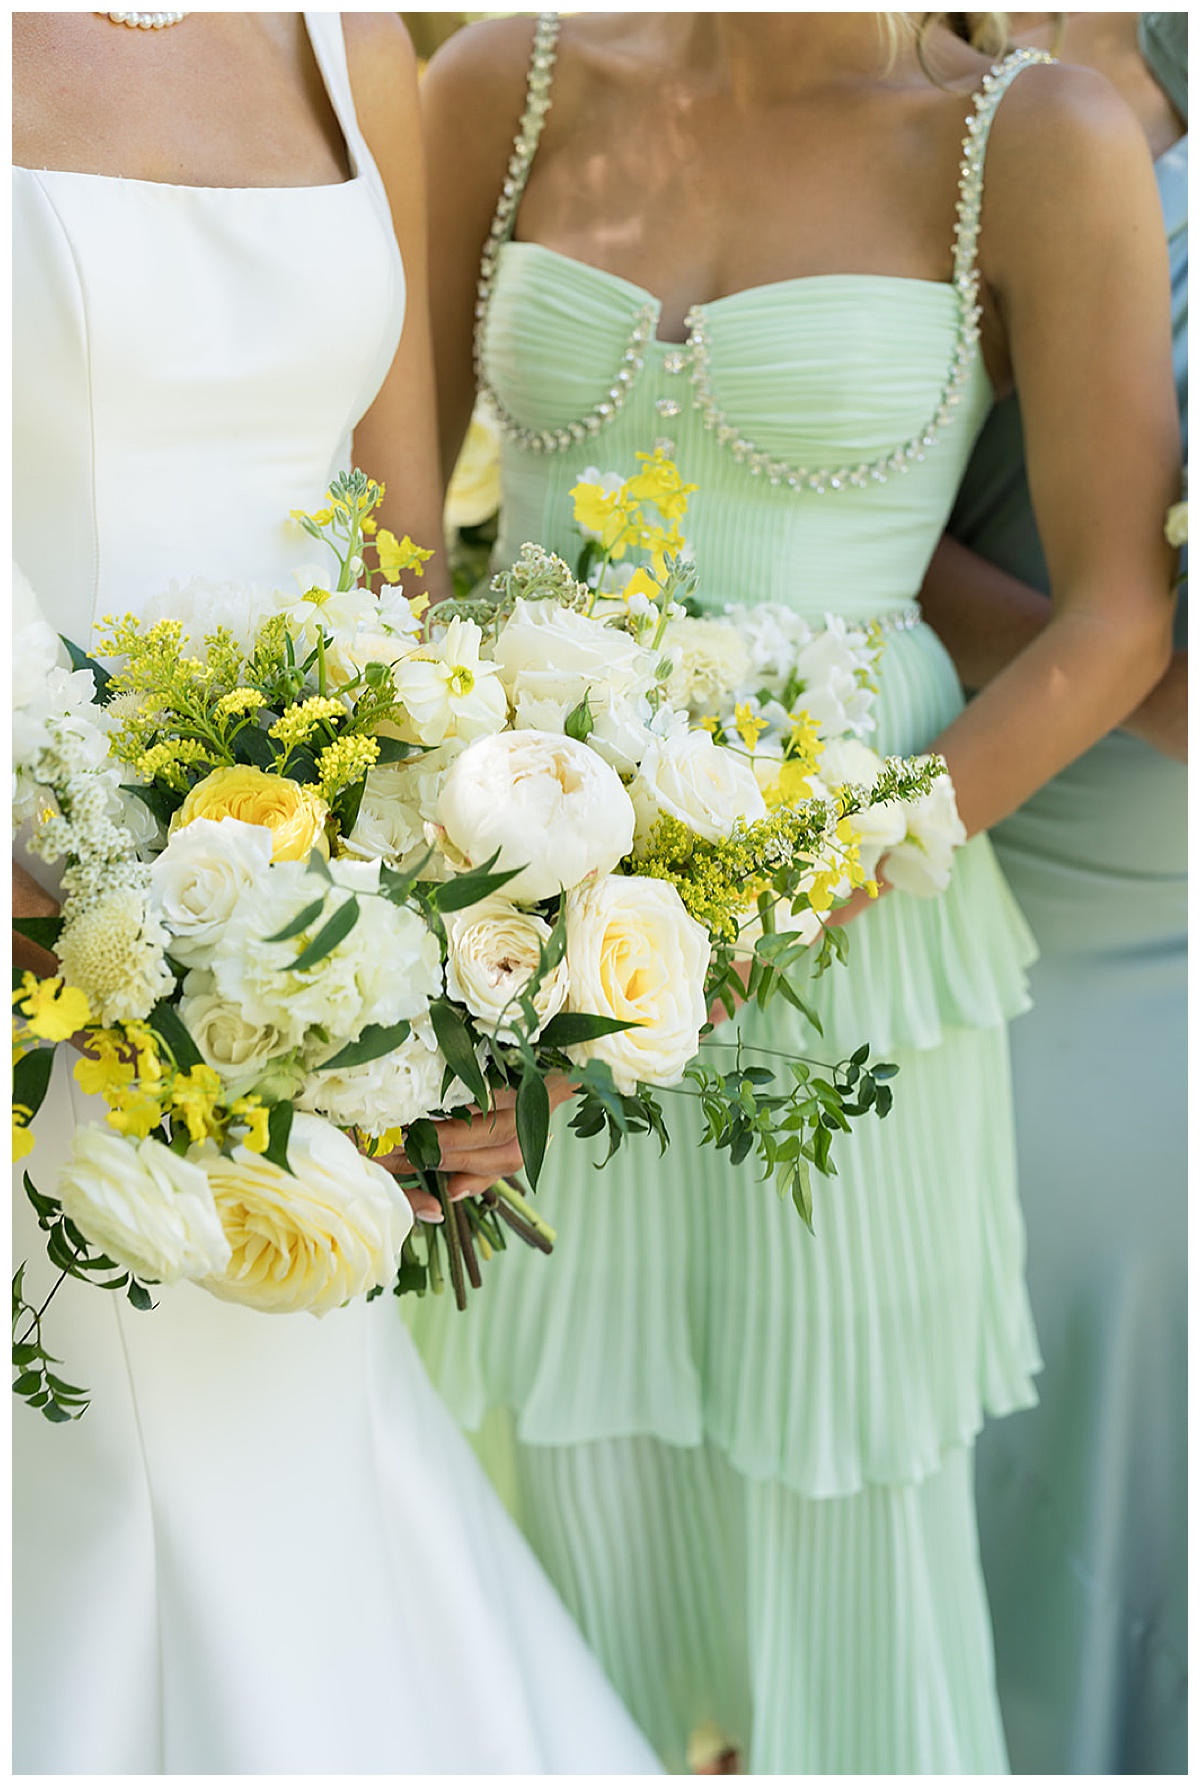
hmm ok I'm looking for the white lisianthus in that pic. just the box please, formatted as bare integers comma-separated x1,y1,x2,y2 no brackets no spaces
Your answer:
58,1126,231,1286
298,1015,474,1135
883,760,967,898
389,617,509,747
630,731,767,850
57,884,175,1025
138,577,279,655
148,816,274,967
444,895,570,1042
494,598,660,774
207,860,442,1054
818,738,908,879
195,1114,413,1315
436,729,636,904
659,617,754,714
564,874,711,1093
178,969,291,1087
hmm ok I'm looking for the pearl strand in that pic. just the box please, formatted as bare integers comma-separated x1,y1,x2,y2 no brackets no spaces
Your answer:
101,12,189,29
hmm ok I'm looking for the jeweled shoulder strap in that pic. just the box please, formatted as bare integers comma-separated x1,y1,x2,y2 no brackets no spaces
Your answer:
473,13,560,394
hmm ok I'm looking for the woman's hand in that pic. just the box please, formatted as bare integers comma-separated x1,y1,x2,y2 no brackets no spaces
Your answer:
367,1075,577,1213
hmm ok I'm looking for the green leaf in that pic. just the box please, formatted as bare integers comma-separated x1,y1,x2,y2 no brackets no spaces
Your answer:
428,1000,488,1111
516,1065,550,1191
264,897,327,944
12,915,64,951
290,895,360,972
315,1020,412,1073
404,1118,442,1173
538,1011,637,1049
564,689,595,743
13,1047,56,1123
126,1281,155,1313
234,724,277,770
147,1000,203,1072
12,1371,42,1397
430,851,523,913
850,1043,871,1067
60,635,112,704
263,1101,295,1173
373,736,415,765
121,781,181,827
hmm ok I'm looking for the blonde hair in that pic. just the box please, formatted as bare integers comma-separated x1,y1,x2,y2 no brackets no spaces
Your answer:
879,13,1013,80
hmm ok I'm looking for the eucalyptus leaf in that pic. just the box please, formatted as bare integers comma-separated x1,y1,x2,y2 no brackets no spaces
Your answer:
515,1066,550,1191
428,1000,488,1110
315,1020,412,1073
290,895,360,972
538,1011,636,1049
60,636,112,704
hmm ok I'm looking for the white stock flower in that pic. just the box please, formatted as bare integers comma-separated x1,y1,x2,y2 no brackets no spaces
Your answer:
148,816,274,967
436,729,636,904
389,617,508,747
564,874,711,1093
207,860,442,1054
298,1015,472,1136
724,602,816,690
660,617,753,714
195,1114,413,1315
630,730,767,850
494,599,660,773
444,895,570,1042
786,619,878,738
884,764,967,898
58,1126,231,1286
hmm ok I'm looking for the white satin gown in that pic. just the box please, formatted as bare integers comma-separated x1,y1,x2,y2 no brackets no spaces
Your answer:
10,15,659,1774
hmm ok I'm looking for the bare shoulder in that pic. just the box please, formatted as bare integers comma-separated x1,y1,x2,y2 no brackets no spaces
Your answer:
420,13,539,123
984,59,1154,193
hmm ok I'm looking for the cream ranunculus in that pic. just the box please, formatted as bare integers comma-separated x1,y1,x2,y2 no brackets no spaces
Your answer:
444,894,570,1042
630,730,767,850
436,729,636,904
883,760,967,898
564,874,711,1093
58,1126,231,1285
195,1113,413,1315
445,402,502,530
173,766,330,863
149,815,275,967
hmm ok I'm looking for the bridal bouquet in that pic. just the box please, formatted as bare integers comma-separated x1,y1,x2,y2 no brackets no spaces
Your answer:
13,463,950,1421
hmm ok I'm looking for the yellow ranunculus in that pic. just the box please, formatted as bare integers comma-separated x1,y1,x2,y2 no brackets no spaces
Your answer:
445,406,503,530
172,767,330,863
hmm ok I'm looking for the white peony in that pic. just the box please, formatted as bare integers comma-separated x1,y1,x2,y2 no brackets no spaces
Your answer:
148,815,274,967
436,729,636,904
564,874,711,1093
58,1126,231,1286
195,1114,413,1315
298,1015,473,1136
444,894,570,1042
630,730,767,850
884,764,967,898
494,599,661,774
207,859,442,1055
389,617,509,747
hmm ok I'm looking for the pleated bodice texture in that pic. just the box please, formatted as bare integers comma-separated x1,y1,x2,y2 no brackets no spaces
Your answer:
12,17,403,649
409,37,1044,1502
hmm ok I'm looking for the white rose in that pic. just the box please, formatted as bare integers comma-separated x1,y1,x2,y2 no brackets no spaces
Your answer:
818,738,907,879
58,1126,231,1285
495,599,660,773
884,764,967,898
444,895,570,1042
564,874,711,1093
195,1114,413,1315
178,969,290,1086
148,816,275,967
630,731,767,850
437,729,636,904
660,617,754,714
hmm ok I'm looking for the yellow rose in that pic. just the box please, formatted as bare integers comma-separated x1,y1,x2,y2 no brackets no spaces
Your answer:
173,767,330,863
195,1114,413,1315
445,404,502,530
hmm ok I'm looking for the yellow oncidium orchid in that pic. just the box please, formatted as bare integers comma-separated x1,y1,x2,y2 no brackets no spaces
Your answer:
169,1063,225,1145
13,1105,36,1161
73,1032,137,1100
106,1083,169,1141
14,974,93,1044
376,529,434,584
622,568,661,608
231,1098,271,1154
764,757,819,810
733,703,770,752
626,448,697,523
570,480,638,557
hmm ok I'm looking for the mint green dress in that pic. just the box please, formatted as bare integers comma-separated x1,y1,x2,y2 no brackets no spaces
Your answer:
948,17,1187,1773
410,19,1045,1772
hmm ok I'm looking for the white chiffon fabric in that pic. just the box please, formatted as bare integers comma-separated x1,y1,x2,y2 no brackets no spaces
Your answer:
11,14,659,1774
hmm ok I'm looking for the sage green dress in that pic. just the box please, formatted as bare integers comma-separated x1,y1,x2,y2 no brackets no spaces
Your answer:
410,20,1046,1772
948,16,1187,1773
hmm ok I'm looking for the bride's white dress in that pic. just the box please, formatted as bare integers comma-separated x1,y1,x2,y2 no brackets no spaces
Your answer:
11,16,659,1775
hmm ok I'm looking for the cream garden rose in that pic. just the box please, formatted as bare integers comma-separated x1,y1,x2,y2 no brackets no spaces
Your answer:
148,815,274,966
630,730,767,850
178,968,291,1088
564,874,711,1093
883,762,967,897
172,766,330,863
58,1127,231,1286
195,1114,413,1315
436,728,636,904
444,895,570,1042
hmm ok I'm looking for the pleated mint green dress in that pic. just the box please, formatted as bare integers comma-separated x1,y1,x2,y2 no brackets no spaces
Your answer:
409,19,1046,1772
948,17,1188,1772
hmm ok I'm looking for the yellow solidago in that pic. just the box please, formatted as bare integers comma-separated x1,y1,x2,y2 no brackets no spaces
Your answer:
14,974,93,1043
136,737,213,789
169,1063,225,1145
214,687,269,720
317,732,380,801
268,695,346,751
376,529,434,583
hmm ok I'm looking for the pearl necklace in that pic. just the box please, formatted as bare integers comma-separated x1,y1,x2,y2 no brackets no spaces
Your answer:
100,11,189,28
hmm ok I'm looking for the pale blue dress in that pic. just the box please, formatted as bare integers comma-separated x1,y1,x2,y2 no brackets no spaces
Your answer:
947,15,1187,1772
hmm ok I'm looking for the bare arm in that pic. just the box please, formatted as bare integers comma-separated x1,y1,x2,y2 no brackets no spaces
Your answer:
921,535,1187,762
927,66,1179,836
342,13,451,600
